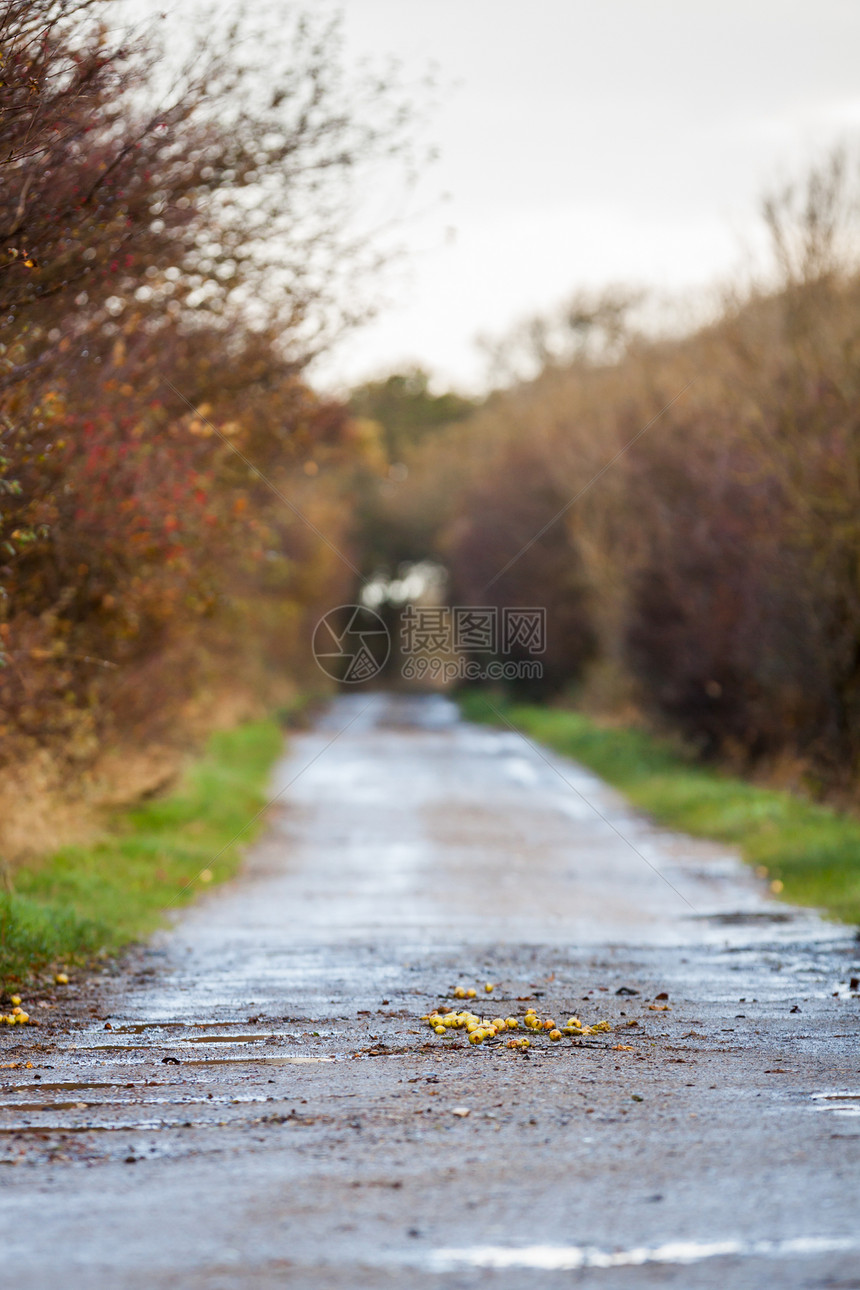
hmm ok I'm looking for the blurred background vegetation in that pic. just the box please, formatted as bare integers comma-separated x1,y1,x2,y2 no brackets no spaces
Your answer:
3,0,860,900
358,150,860,811
0,0,416,862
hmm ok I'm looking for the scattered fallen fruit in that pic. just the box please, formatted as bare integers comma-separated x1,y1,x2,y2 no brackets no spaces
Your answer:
0,996,39,1026
419,994,612,1048
484,983,494,993
55,973,69,985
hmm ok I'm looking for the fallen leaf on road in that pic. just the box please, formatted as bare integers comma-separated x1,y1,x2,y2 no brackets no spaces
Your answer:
648,1004,671,1011
613,1044,635,1051
451,1107,470,1117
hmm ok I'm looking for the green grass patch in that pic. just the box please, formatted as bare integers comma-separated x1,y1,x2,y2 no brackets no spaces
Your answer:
459,691,860,927
1,718,284,987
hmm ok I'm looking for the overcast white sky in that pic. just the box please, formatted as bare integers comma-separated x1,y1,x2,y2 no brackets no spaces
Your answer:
312,0,860,393
142,0,860,393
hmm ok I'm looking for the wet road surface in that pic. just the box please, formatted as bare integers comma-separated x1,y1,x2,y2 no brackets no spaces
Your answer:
2,692,859,1289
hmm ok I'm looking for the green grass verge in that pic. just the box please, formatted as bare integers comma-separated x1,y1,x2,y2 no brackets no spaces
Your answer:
459,691,860,927
1,718,284,987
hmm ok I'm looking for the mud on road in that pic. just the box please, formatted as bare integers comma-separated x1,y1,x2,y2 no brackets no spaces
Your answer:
1,694,858,1289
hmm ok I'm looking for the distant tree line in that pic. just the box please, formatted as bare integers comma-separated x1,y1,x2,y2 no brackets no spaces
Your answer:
362,150,860,798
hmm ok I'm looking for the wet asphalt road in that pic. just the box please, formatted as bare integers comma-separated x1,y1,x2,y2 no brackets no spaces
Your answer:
1,692,859,1289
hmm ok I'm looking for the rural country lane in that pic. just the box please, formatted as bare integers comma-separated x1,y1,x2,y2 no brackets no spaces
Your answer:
1,692,858,1289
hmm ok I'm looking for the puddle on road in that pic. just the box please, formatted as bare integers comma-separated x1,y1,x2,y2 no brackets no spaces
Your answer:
0,1120,203,1134
0,1094,271,1113
108,1021,292,1034
0,1082,129,1094
812,1091,860,1117
181,1034,279,1044
78,1034,285,1052
107,1022,188,1034
690,911,796,927
419,1235,859,1273
181,1055,336,1067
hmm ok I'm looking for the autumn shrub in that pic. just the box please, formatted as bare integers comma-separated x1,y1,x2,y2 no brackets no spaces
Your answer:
376,150,860,798
0,1,409,856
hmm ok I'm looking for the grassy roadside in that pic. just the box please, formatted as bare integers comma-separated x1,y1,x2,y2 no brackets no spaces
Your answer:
0,717,285,987
459,691,860,927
